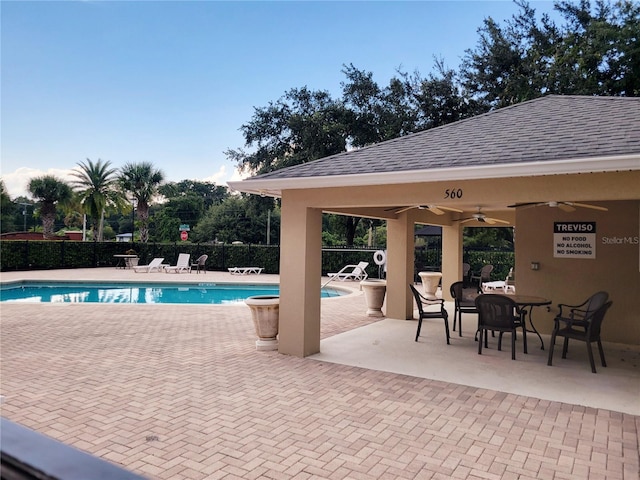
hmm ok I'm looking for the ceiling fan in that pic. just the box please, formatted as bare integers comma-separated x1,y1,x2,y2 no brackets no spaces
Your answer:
457,208,510,225
392,204,464,215
508,201,608,212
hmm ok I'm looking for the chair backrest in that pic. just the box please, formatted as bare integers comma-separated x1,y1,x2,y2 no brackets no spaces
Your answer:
410,284,444,316
586,301,613,340
176,253,190,266
480,264,494,281
463,263,470,277
409,284,427,316
148,257,164,267
450,281,465,304
355,261,369,273
475,294,518,329
196,254,208,265
450,281,480,304
585,291,609,315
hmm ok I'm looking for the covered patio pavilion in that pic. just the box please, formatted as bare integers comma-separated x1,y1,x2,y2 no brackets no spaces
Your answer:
229,95,640,357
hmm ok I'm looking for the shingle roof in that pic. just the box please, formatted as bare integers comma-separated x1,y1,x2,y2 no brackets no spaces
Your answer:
254,95,640,180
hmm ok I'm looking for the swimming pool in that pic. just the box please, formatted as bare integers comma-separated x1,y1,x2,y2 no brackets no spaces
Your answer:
0,281,347,305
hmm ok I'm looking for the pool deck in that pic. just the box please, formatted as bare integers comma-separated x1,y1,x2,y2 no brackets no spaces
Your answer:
1,268,639,479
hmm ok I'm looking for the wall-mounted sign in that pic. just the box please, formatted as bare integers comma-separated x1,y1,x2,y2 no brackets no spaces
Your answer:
554,222,596,258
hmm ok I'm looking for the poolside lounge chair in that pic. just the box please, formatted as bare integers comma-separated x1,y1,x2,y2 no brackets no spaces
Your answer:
133,257,165,273
165,253,191,273
328,261,369,281
228,267,263,275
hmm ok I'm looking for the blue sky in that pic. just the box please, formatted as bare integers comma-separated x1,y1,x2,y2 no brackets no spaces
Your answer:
1,0,557,199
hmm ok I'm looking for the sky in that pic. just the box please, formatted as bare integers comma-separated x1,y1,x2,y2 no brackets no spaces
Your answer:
1,0,558,200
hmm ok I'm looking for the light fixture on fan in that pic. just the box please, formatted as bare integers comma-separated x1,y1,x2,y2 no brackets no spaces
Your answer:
393,204,464,215
457,208,509,225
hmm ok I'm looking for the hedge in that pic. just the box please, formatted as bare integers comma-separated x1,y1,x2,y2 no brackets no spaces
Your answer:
0,240,514,282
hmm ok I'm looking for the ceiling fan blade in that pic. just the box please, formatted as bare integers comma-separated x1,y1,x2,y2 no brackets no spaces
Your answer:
567,202,609,212
557,203,576,212
508,202,541,209
425,205,445,215
435,205,464,213
487,217,511,225
394,206,418,214
483,217,497,225
458,218,475,224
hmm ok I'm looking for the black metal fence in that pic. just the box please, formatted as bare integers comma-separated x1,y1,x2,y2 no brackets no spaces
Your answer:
0,240,514,281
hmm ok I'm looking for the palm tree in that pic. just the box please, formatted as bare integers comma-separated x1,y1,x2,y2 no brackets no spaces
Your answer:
27,175,73,239
118,162,165,243
70,158,122,241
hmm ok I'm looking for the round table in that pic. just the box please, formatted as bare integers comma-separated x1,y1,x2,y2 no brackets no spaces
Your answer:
492,294,552,350
113,254,138,269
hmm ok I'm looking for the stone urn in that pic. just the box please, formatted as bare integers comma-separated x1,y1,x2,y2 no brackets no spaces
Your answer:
418,271,442,300
245,295,280,351
359,279,387,317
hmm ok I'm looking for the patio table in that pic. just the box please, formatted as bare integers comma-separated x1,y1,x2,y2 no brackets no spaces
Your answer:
489,293,551,350
113,254,138,269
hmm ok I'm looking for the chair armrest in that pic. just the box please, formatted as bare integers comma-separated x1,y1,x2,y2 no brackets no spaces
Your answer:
415,290,445,306
568,307,589,319
554,315,588,330
557,297,590,316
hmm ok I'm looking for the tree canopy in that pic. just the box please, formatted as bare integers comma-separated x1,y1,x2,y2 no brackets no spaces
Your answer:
224,0,637,245
118,162,165,243
5,1,637,247
27,175,73,239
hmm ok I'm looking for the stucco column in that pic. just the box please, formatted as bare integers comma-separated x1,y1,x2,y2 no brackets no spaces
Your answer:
278,195,323,357
386,214,415,320
441,224,463,301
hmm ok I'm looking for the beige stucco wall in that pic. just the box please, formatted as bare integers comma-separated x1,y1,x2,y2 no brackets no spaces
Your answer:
275,170,640,356
514,200,640,344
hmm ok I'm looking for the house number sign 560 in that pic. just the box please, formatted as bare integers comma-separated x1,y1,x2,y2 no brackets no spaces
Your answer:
444,188,463,199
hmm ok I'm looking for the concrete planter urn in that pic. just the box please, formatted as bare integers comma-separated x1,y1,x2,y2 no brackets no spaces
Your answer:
418,272,442,300
359,279,387,317
245,295,280,351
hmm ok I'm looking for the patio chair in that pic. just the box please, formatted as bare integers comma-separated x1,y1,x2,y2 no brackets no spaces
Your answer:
547,292,611,373
328,261,369,281
191,254,208,274
463,263,471,282
553,291,609,325
475,294,526,360
449,281,481,337
132,257,164,273
470,264,493,286
164,253,191,273
410,284,450,344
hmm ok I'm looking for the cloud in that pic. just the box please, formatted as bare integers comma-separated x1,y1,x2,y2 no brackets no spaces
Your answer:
200,164,250,186
1,167,77,200
2,163,252,200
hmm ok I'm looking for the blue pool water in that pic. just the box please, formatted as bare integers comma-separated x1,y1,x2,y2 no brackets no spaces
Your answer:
0,281,346,305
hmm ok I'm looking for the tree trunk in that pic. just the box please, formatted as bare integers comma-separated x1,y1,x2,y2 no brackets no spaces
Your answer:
97,210,105,242
42,214,56,239
41,202,56,239
138,204,149,243
345,216,361,246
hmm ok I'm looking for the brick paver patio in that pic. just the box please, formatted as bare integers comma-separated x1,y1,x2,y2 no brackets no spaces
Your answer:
1,270,638,479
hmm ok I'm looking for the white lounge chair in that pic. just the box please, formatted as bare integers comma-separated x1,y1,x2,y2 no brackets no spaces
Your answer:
133,257,165,273
165,253,191,273
328,261,369,281
228,267,263,275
